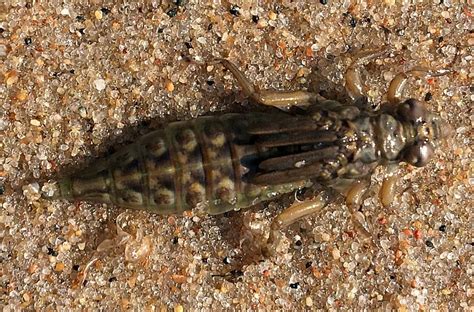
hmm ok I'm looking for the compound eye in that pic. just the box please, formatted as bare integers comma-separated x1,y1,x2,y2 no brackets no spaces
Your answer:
397,99,427,124
403,140,434,167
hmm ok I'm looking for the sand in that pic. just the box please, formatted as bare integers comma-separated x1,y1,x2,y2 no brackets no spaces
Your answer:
1,1,472,310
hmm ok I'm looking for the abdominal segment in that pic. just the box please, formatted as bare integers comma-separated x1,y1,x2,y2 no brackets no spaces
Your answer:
57,114,303,214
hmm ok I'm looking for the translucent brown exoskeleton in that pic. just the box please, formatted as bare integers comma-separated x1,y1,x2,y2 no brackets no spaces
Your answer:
44,49,453,255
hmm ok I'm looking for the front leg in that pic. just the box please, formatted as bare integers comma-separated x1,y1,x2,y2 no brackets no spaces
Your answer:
387,47,457,105
213,59,325,108
387,67,452,105
344,47,389,108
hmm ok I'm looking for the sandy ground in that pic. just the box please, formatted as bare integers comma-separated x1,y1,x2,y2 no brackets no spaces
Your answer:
1,1,472,311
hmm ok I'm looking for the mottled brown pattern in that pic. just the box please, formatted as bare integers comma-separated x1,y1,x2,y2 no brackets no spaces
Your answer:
4,2,470,311
60,113,305,214
202,121,237,206
170,122,206,209
107,148,143,207
141,130,179,213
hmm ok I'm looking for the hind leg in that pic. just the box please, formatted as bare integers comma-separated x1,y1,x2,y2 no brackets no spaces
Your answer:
213,59,325,108
262,190,330,257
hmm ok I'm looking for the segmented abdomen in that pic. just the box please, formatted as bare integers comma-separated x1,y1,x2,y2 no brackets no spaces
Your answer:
57,114,304,214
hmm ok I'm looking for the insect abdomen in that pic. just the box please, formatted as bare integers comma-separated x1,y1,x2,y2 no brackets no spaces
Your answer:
56,114,303,214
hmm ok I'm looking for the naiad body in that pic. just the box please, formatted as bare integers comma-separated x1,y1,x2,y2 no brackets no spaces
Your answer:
46,52,452,252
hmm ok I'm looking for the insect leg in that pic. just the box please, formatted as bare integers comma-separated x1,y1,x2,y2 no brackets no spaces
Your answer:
344,47,388,106
379,174,399,208
387,67,451,104
214,59,324,108
345,180,375,244
263,190,330,257
387,46,458,104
